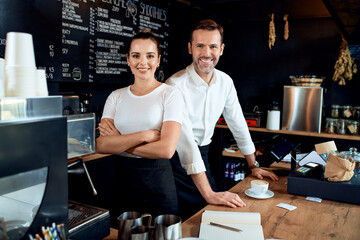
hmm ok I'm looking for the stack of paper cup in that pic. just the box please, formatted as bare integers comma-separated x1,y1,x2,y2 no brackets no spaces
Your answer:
0,58,4,97
4,32,37,97
36,69,48,96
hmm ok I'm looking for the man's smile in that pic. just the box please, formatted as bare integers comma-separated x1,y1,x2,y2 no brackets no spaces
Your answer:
199,57,214,63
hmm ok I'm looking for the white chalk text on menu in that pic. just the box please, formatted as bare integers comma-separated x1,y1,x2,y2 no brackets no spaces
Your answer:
61,0,169,83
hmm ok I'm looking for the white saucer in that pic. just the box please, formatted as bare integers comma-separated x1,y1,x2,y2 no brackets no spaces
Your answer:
244,189,274,199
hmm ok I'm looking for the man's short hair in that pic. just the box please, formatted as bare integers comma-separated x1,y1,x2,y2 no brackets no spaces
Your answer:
190,19,224,44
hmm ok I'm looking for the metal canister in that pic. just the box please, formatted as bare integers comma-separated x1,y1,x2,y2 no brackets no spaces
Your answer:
337,119,347,134
341,105,353,119
325,118,337,134
347,120,359,135
330,104,340,118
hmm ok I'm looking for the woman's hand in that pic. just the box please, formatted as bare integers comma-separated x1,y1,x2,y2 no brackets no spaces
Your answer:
142,129,161,143
96,118,163,155
98,118,120,136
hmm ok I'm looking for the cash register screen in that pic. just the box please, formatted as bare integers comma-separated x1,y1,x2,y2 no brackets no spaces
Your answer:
271,139,297,162
306,162,319,168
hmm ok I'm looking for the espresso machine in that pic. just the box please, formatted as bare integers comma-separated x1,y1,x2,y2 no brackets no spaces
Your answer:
64,99,110,240
0,96,109,240
0,97,68,240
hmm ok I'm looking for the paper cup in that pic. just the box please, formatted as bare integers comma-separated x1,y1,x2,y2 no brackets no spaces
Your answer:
5,66,37,97
4,32,36,68
0,58,4,97
36,69,48,96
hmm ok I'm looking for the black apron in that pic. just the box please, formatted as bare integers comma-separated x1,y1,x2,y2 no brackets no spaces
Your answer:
111,155,178,226
170,145,217,221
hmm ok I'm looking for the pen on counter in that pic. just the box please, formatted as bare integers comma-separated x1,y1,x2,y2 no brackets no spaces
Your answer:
209,222,242,232
35,234,43,240
41,226,50,240
51,223,58,240
46,227,54,240
56,223,66,240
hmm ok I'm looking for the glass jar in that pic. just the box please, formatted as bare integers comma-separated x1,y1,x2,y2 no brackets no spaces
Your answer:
337,119,347,135
319,150,339,162
330,104,340,118
340,147,360,173
341,105,353,119
353,106,360,120
325,118,337,134
346,120,359,135
332,152,348,160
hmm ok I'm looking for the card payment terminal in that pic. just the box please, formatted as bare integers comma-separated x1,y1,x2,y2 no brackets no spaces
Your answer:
295,162,322,176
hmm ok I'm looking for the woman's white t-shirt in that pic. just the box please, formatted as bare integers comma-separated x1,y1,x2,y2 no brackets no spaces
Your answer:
102,83,183,137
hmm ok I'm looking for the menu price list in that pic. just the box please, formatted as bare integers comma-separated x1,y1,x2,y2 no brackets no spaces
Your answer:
0,0,62,83
62,0,169,83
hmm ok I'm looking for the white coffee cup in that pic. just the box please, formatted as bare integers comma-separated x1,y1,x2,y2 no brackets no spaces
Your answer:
250,180,269,195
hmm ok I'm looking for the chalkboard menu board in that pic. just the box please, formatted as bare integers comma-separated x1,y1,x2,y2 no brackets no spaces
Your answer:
0,0,62,83
0,0,169,84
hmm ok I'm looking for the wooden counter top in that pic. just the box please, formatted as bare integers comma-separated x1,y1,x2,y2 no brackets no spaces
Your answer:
68,153,112,164
181,175,360,239
103,172,360,239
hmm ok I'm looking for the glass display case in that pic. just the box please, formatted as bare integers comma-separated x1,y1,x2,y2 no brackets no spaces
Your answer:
66,113,95,159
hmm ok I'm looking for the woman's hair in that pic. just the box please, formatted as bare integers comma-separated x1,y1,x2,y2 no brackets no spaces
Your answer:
127,30,161,56
190,19,224,44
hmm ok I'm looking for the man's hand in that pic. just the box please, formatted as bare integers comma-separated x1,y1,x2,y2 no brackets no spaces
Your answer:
245,153,279,181
203,190,246,208
191,172,246,208
251,168,279,181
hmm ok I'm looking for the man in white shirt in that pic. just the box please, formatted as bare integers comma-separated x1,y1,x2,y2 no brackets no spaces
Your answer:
166,19,278,220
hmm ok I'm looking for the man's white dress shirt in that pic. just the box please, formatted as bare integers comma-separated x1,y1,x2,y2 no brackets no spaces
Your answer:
166,63,255,174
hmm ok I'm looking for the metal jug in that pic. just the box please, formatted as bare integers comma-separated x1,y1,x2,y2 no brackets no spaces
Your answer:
130,225,155,240
154,214,182,240
117,211,152,240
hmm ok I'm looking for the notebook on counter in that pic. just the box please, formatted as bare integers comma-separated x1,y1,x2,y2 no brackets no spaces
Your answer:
199,210,264,240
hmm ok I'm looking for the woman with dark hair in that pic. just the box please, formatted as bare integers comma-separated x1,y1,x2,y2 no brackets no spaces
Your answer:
96,30,183,222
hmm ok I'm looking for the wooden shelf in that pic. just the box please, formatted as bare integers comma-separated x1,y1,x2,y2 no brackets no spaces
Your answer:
216,124,360,141
222,150,245,158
